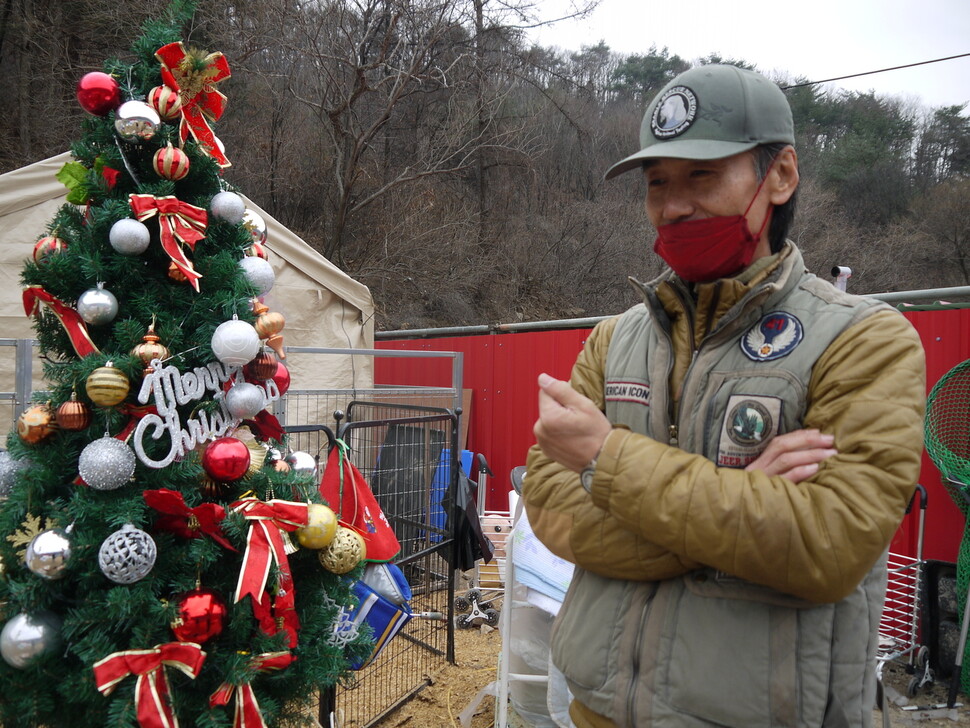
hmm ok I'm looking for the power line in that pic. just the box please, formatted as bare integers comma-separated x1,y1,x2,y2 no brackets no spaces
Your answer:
781,52,970,92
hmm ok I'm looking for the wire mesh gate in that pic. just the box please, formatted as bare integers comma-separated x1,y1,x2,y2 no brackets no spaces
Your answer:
284,400,462,728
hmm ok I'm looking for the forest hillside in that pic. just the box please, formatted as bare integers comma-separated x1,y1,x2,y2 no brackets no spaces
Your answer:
3,0,969,330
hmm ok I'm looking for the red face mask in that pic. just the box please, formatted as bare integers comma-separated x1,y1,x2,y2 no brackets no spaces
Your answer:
652,166,774,283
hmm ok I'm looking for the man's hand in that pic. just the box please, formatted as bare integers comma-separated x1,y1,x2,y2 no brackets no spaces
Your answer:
744,428,837,483
534,373,613,472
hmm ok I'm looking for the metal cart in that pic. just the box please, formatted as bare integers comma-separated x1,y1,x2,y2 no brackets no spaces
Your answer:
877,483,931,697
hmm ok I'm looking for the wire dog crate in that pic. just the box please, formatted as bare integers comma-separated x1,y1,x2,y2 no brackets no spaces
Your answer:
877,484,931,696
312,400,462,728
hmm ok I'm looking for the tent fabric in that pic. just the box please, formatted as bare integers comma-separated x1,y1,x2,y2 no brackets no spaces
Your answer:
0,153,375,403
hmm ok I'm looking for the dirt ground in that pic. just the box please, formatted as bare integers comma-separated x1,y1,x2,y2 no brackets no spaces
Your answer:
370,624,970,728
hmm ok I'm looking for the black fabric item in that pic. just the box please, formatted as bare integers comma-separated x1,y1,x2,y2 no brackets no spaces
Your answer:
443,473,494,571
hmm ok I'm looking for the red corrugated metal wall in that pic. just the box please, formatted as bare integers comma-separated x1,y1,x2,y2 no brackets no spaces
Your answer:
378,307,970,563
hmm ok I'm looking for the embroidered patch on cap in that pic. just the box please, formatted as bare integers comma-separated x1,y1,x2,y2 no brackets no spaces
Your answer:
717,394,783,467
605,380,651,407
651,86,698,139
741,312,804,361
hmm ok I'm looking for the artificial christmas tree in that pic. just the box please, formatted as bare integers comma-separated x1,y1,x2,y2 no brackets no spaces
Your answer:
0,6,373,727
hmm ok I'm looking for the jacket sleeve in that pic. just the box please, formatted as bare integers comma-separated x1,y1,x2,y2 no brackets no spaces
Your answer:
582,308,925,603
523,316,703,582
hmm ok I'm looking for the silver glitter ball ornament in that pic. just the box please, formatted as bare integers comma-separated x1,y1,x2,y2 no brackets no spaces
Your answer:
98,524,156,584
0,611,62,669
211,318,260,366
114,100,160,142
210,191,246,225
109,218,151,256
77,284,118,325
25,526,73,580
78,436,136,490
0,451,28,498
285,450,317,477
225,382,266,419
239,256,275,296
242,209,267,244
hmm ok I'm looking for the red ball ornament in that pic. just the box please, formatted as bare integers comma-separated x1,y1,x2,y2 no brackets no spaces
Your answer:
33,235,68,263
202,437,251,482
76,72,121,116
273,361,290,396
148,85,182,121
171,587,227,643
153,143,190,181
246,242,268,260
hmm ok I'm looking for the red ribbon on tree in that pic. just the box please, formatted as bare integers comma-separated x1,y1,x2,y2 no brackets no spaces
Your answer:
155,42,231,168
93,642,206,728
243,411,285,443
230,498,309,647
144,488,236,551
209,651,295,728
129,194,207,292
22,286,100,358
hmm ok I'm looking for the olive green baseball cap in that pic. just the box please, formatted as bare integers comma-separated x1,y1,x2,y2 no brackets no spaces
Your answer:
605,64,795,179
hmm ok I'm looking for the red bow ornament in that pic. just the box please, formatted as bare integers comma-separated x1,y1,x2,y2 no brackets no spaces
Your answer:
129,194,207,292
209,651,295,728
155,42,231,168
22,286,100,358
231,498,309,647
93,642,206,728
144,489,236,551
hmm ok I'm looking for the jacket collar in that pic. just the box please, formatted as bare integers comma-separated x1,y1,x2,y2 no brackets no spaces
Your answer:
629,242,807,339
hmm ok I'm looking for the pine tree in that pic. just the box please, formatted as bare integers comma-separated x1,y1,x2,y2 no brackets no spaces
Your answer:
0,4,371,726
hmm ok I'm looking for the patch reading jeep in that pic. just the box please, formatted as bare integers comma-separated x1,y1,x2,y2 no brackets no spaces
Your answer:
605,380,651,407
717,394,783,467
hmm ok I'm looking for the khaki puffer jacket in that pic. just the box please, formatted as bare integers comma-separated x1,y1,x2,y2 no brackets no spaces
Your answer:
524,245,926,604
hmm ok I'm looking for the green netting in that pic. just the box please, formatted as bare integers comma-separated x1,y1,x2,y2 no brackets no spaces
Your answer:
925,359,970,692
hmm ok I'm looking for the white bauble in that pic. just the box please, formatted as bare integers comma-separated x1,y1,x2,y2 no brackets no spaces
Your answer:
210,191,246,224
211,319,260,366
109,218,151,256
239,256,275,296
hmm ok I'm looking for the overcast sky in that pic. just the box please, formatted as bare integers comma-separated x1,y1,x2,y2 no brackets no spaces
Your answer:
530,0,970,112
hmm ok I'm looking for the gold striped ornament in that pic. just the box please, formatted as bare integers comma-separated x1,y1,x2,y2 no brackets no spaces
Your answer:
153,143,190,181
85,362,130,407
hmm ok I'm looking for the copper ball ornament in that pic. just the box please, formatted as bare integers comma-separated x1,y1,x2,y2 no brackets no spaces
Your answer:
245,351,278,381
171,587,227,644
131,323,170,375
85,362,130,407
16,404,58,445
55,395,92,431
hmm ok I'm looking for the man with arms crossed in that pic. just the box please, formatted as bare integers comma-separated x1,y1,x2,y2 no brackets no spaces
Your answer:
524,64,926,728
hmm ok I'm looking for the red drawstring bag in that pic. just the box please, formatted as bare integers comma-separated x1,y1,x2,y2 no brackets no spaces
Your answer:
319,441,401,562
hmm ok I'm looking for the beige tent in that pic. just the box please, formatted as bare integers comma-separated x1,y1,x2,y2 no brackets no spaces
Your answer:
0,153,375,427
